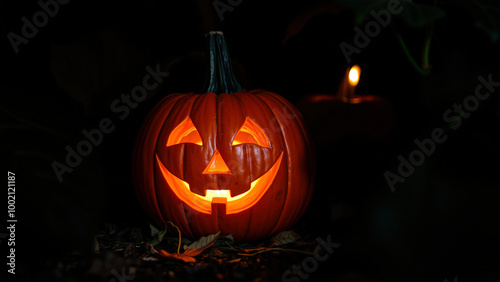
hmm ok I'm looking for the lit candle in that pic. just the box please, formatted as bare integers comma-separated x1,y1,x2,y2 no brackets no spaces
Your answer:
339,65,361,103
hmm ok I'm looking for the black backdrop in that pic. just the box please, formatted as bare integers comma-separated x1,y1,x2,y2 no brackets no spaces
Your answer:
1,0,499,281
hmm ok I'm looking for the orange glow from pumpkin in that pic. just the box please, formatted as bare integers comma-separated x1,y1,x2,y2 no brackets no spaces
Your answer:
348,65,361,87
202,150,231,174
166,117,203,147
156,152,283,214
232,117,270,148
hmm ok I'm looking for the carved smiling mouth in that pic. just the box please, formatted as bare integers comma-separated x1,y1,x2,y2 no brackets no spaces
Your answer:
156,152,283,215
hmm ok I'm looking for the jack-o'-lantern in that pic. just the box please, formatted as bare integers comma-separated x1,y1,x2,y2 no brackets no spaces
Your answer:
133,32,314,242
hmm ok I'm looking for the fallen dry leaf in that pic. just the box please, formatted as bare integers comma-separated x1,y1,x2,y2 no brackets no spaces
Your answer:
227,258,241,263
206,248,225,258
154,231,221,262
269,230,300,247
239,247,267,253
154,249,196,263
183,231,221,257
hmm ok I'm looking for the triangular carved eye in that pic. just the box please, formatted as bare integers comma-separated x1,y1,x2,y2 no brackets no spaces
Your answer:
231,117,270,148
166,117,203,147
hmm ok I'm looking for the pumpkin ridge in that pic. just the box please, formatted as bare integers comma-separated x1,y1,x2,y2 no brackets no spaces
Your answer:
159,94,198,236
257,94,292,236
141,94,191,237
282,93,315,221
225,92,250,197
214,93,250,239
235,93,255,242
187,93,214,233
191,92,220,236
240,92,288,240
256,93,312,234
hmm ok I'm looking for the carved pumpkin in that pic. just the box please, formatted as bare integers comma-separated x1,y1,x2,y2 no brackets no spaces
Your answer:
133,32,314,242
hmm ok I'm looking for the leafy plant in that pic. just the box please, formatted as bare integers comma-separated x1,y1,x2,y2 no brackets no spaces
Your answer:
284,0,500,76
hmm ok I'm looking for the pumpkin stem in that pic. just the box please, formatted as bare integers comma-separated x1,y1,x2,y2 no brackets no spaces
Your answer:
205,31,242,94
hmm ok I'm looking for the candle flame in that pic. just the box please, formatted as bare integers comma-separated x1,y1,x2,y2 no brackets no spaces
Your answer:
348,65,361,86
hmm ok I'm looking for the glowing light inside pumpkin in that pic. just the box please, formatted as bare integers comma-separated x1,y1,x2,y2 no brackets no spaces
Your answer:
348,65,361,87
232,117,270,148
166,117,203,147
205,189,230,198
202,149,231,174
156,152,283,214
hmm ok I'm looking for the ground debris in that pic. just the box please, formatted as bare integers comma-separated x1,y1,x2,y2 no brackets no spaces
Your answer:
42,222,340,281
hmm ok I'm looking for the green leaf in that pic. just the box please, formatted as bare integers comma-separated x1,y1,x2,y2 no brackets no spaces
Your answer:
456,1,500,42
150,223,161,237
398,2,445,27
150,223,167,246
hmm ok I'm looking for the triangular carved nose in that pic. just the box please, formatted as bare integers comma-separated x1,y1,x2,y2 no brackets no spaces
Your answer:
202,149,231,174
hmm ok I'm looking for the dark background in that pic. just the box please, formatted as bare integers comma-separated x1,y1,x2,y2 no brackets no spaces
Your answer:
1,0,499,281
